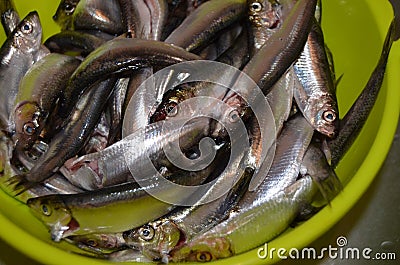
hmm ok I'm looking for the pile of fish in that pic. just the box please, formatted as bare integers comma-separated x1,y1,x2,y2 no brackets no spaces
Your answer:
0,0,397,263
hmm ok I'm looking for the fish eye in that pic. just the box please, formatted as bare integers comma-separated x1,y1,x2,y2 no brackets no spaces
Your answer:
41,203,52,216
21,22,33,34
23,122,36,136
228,110,240,123
196,251,212,262
138,225,155,241
166,102,179,117
323,110,336,123
86,239,97,247
250,2,263,12
63,4,75,14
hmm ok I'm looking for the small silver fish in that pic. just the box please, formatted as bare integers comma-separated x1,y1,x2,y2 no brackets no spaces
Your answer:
0,12,44,132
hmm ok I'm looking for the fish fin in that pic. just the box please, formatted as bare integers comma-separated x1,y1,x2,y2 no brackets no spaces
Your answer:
6,174,37,195
309,171,342,205
291,204,324,226
335,74,344,88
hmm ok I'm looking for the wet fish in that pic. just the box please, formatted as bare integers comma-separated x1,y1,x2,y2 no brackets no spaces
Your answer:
169,176,317,262
44,30,111,56
300,140,341,202
53,0,81,30
145,0,169,40
165,0,246,52
123,149,251,261
1,136,83,202
117,0,151,38
245,114,314,199
239,0,317,95
61,117,211,190
73,0,123,35
0,12,44,133
293,20,339,138
27,156,216,241
0,0,20,36
121,68,155,133
216,27,250,69
66,233,127,254
118,0,168,40
199,23,243,60
10,78,117,192
247,68,295,191
58,38,202,121
246,0,289,56
105,78,130,145
389,0,400,40
327,20,396,167
12,53,81,152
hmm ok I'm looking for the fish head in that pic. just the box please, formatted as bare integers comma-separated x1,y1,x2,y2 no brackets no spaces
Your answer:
247,0,282,29
12,12,43,54
123,220,182,259
27,196,77,242
150,86,196,123
307,96,339,138
13,101,43,152
69,234,121,252
169,236,233,262
53,0,79,30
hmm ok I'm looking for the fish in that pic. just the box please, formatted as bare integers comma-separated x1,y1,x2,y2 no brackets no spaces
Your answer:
123,148,251,261
145,0,169,40
388,0,400,40
293,19,339,138
161,0,188,40
12,53,81,153
118,0,168,40
72,0,123,35
244,113,314,200
9,78,117,192
327,19,396,167
247,68,295,191
0,12,44,133
43,30,111,57
1,136,83,202
238,0,317,95
61,116,211,190
27,153,217,241
53,0,81,30
0,0,20,36
216,26,250,69
121,68,155,133
117,0,151,38
220,0,317,120
58,38,202,122
246,0,287,56
105,78,130,145
66,233,127,254
169,176,317,262
198,23,243,60
165,0,247,52
300,140,341,202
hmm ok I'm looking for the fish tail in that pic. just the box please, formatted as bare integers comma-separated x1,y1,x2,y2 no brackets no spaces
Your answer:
310,171,342,205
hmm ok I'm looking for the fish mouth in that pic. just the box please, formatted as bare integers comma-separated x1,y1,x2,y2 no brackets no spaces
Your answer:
51,217,80,242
